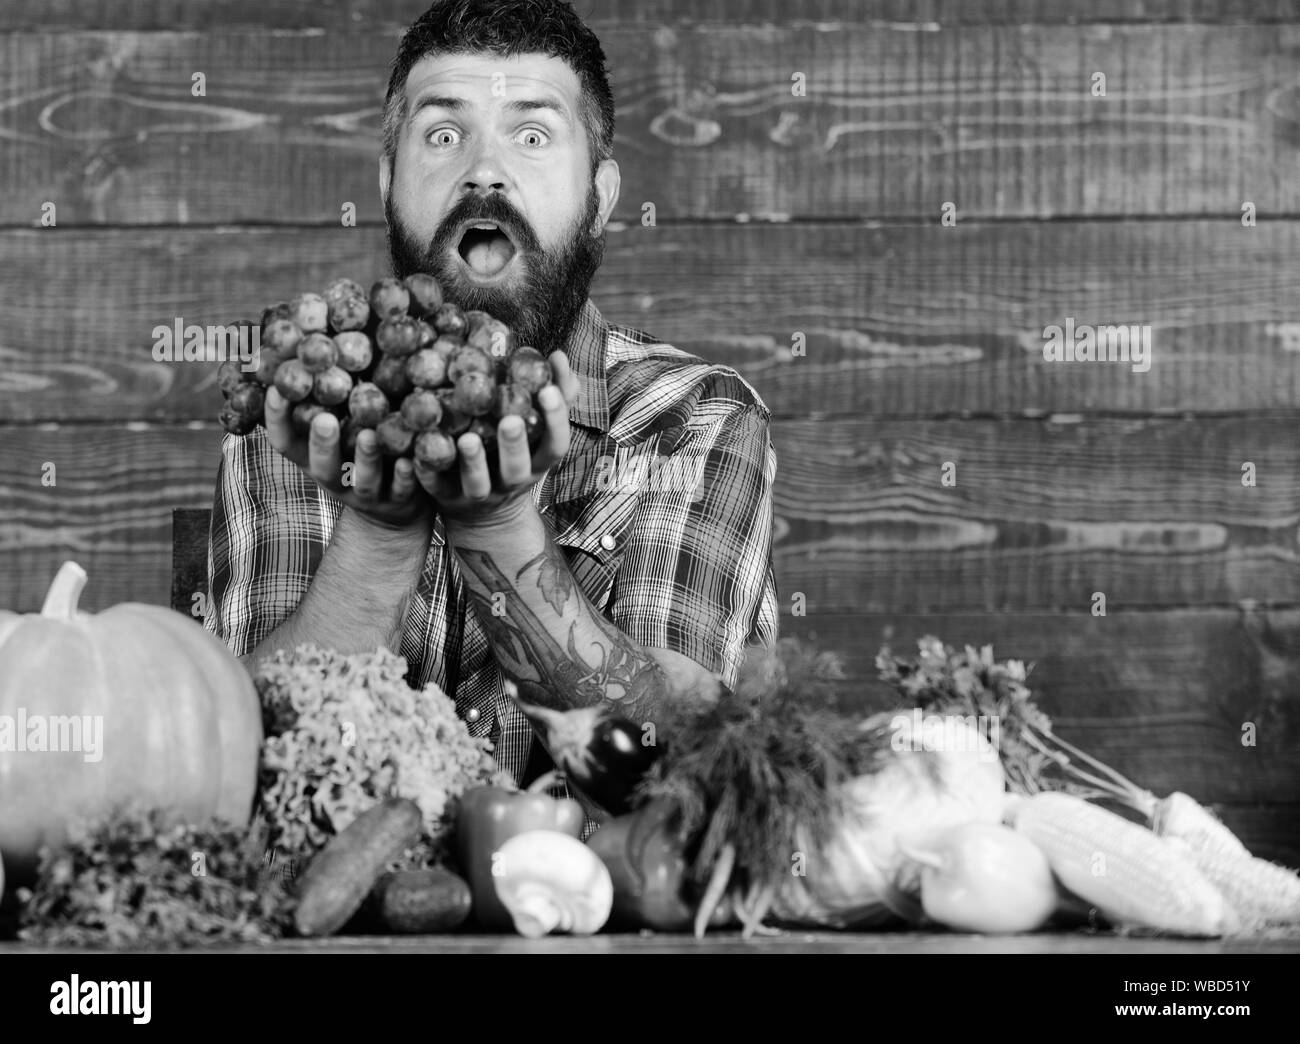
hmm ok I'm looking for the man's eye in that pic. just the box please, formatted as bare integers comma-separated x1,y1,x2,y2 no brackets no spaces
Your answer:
428,128,461,146
517,128,548,148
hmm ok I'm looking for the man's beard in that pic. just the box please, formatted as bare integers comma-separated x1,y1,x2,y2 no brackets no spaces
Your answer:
385,182,604,357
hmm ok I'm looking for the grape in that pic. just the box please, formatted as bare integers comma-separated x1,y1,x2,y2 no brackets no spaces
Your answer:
372,355,414,401
228,383,265,422
291,292,329,333
348,382,389,427
400,389,443,432
219,402,256,436
466,315,516,361
436,387,473,436
261,301,295,328
218,359,250,396
432,335,461,363
448,345,492,382
375,414,416,456
324,278,366,309
370,278,410,319
453,372,495,417
333,330,373,373
298,333,339,374
508,347,550,395
262,318,304,355
492,381,533,420
328,293,370,333
416,319,437,350
292,400,328,436
251,345,286,387
376,315,422,357
313,366,353,406
406,348,448,390
467,417,499,460
404,273,444,317
431,302,468,338
274,358,314,403
414,430,458,472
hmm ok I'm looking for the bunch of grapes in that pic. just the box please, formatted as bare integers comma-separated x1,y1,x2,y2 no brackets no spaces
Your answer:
217,273,552,478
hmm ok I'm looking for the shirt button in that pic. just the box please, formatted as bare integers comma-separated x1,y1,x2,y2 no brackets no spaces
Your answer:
600,533,617,552
465,707,481,723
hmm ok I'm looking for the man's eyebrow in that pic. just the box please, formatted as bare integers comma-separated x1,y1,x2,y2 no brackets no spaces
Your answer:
409,93,573,125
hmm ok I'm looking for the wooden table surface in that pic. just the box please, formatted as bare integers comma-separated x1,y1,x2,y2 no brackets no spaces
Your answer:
4,929,1300,954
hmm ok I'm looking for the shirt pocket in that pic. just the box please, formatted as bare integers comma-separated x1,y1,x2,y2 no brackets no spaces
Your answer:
545,486,641,615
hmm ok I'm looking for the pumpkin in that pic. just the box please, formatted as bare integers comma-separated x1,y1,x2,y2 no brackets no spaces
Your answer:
0,561,261,883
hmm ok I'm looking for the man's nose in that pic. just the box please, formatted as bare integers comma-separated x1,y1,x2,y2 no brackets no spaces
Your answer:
462,136,512,195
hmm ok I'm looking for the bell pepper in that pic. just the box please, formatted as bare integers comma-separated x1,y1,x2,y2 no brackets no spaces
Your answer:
586,798,734,932
456,771,585,931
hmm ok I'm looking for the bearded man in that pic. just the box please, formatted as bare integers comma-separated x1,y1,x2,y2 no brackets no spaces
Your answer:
206,0,777,818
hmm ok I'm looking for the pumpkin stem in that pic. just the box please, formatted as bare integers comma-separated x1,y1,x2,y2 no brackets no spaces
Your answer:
42,561,88,619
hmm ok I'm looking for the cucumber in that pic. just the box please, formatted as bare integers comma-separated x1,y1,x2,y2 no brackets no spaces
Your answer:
294,798,422,937
370,868,473,934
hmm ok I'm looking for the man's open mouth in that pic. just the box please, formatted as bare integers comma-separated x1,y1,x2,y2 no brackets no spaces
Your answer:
455,220,519,280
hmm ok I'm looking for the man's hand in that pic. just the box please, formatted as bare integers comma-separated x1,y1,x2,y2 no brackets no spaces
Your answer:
416,351,582,523
263,386,432,529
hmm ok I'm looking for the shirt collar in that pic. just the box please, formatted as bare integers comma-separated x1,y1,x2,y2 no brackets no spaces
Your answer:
560,298,610,434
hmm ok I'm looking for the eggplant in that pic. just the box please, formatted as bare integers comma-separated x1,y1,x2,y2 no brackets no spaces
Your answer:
508,686,661,815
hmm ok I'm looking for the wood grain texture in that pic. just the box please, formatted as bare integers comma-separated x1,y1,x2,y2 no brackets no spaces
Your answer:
2,24,1297,224
0,426,223,615
170,505,209,622
771,415,1300,612
4,221,1299,425
3,0,1298,31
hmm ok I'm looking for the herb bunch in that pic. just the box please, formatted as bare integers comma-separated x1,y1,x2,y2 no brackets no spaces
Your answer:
17,807,294,948
644,637,881,894
875,635,1147,803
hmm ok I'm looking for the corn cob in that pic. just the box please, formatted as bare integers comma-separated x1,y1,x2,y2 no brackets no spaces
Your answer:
1011,792,1237,937
1151,791,1249,859
1153,791,1300,926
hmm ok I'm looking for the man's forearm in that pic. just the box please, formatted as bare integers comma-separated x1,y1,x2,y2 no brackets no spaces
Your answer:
443,499,705,728
239,507,431,673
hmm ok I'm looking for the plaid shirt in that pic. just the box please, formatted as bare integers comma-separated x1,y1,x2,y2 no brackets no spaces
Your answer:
205,298,779,797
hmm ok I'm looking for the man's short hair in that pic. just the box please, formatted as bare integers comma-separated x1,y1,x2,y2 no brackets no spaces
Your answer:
383,0,616,175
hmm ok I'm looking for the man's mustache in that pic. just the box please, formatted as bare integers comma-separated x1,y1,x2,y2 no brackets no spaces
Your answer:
429,194,540,260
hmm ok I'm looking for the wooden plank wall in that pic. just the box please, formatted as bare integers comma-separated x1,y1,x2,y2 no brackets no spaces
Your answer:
1,2,1298,858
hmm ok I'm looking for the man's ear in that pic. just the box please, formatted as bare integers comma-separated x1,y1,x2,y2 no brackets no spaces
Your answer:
592,158,620,235
379,153,392,210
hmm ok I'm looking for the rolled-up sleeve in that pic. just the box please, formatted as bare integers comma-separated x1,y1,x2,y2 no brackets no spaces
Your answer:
205,429,340,657
607,401,779,690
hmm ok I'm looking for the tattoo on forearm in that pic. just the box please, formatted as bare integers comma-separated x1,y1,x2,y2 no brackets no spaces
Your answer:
516,542,578,616
457,545,668,717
